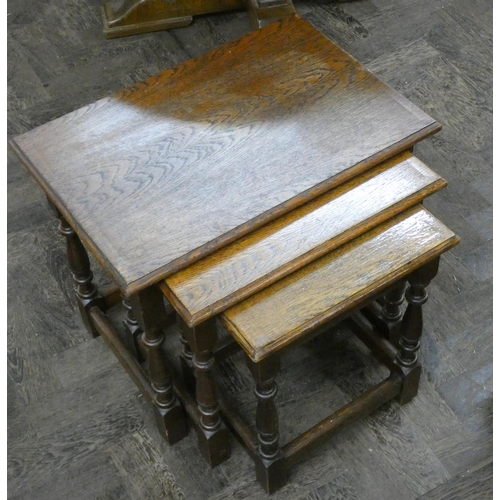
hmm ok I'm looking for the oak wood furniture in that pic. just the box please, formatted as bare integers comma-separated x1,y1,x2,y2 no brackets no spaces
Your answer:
9,14,457,495
161,150,452,475
162,203,459,493
102,0,295,37
222,207,458,361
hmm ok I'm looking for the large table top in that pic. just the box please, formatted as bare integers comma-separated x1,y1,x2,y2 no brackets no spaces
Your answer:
10,15,439,294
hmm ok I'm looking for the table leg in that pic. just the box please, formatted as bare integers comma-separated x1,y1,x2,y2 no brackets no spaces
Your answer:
55,212,104,338
177,315,196,394
396,257,440,404
130,286,188,444
181,317,231,467
245,354,287,494
122,295,146,363
381,279,407,346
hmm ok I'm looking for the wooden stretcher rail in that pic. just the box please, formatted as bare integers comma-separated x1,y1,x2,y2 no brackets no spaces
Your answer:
210,339,402,472
347,311,400,369
91,305,201,426
89,306,155,403
282,374,402,467
283,373,402,468
218,389,259,457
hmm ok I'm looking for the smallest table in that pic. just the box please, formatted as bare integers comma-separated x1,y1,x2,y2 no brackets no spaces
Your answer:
215,206,458,493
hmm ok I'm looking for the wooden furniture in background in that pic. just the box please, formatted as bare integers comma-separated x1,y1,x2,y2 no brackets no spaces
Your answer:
102,0,244,38
102,0,295,37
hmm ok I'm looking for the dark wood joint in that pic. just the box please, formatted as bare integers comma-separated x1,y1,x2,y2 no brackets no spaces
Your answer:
255,454,287,494
100,283,122,311
122,296,146,363
129,285,169,332
76,294,106,338
195,425,232,469
152,398,188,446
182,317,218,353
245,354,281,384
394,362,422,405
381,279,407,345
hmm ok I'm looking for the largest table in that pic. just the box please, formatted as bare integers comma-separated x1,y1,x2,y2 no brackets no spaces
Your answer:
11,16,439,297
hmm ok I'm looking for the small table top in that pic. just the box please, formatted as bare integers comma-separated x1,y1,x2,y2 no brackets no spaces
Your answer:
10,15,439,294
221,206,459,362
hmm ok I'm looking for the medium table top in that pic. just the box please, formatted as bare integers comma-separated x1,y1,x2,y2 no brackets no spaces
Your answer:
10,15,439,294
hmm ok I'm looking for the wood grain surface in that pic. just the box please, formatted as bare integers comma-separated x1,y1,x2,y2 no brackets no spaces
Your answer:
222,207,459,361
10,14,440,294
163,152,446,326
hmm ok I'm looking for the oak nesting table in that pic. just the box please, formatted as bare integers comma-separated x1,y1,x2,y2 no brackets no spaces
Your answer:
10,15,458,494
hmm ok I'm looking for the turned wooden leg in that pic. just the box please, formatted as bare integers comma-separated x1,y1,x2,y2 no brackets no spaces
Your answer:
56,214,104,338
381,280,407,346
122,296,146,363
246,355,287,494
181,317,230,467
130,286,188,445
396,258,440,405
177,315,196,394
